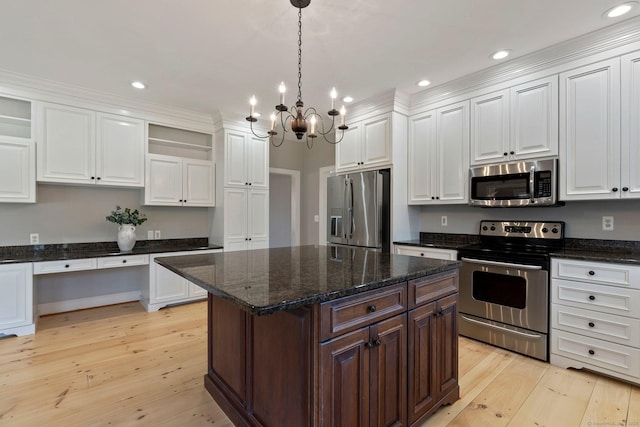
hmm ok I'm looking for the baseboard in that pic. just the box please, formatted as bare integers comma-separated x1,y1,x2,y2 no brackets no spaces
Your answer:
38,291,141,315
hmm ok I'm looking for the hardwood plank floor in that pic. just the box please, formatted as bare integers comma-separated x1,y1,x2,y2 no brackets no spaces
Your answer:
1,301,640,426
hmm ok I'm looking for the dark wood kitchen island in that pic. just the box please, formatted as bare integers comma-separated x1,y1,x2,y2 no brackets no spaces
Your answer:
155,245,460,427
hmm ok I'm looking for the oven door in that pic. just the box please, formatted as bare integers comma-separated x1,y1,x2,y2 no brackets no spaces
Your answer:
459,257,548,333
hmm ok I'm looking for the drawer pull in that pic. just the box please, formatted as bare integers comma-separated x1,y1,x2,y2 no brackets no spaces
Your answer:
65,264,70,268
588,349,595,355
122,260,127,263
365,341,373,349
589,295,596,301
420,253,425,257
368,305,377,313
588,322,595,328
588,270,595,276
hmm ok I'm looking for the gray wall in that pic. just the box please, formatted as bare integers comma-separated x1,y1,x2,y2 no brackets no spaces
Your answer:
417,199,640,240
0,184,210,246
269,138,335,246
269,173,292,247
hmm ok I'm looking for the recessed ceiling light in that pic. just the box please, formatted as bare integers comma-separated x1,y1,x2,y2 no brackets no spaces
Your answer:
131,81,146,89
491,50,511,60
342,96,354,103
417,80,431,87
605,2,637,17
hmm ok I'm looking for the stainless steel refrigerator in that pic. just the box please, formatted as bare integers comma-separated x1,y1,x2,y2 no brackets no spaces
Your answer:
326,169,390,252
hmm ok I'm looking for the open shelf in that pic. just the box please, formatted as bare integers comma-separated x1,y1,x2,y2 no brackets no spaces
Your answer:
0,96,32,139
148,137,212,152
147,123,213,161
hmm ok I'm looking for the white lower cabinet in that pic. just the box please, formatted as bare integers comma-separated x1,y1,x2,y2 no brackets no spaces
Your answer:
551,258,640,383
143,249,222,312
0,263,34,336
393,244,457,261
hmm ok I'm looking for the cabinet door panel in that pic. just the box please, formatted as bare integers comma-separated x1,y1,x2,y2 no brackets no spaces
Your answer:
320,327,371,427
408,302,437,423
96,113,144,187
0,264,33,330
37,103,95,184
471,90,509,165
0,139,35,203
560,59,620,200
621,52,640,199
362,115,391,167
408,111,436,203
437,101,469,203
436,294,458,397
224,188,248,252
336,124,361,172
248,189,269,244
511,76,558,159
225,131,248,187
153,264,189,302
249,136,269,189
183,159,214,206
145,154,182,205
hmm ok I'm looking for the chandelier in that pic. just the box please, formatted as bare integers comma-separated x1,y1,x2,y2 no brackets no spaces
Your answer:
245,0,348,149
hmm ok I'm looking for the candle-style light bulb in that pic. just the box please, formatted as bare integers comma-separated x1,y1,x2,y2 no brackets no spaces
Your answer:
330,87,337,110
249,95,257,117
340,106,346,126
270,112,276,131
310,115,317,135
279,82,286,105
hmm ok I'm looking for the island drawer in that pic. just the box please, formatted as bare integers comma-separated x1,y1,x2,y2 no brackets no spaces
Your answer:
97,254,149,269
33,258,97,275
320,283,407,341
408,270,458,309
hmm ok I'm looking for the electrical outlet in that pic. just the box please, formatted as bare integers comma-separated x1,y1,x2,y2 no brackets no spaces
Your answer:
314,215,319,223
441,216,448,227
147,230,154,240
154,230,161,239
602,216,614,231
29,233,39,244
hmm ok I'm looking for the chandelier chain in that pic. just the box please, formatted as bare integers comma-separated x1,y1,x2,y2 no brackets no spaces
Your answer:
297,7,302,102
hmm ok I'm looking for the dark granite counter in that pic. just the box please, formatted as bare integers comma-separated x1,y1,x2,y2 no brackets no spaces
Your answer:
551,238,640,265
155,245,460,316
0,238,223,265
394,232,480,250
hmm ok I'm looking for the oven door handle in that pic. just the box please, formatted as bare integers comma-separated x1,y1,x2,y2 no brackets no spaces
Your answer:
460,257,543,270
460,315,544,339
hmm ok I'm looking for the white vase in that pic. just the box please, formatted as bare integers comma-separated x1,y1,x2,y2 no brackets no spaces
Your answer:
117,224,136,252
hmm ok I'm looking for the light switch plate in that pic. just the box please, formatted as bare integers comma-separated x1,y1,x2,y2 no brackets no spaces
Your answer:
441,216,448,227
30,233,39,244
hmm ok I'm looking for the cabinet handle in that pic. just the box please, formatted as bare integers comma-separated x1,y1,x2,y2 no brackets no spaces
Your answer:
623,187,629,192
91,176,95,180
249,183,252,186
245,182,249,185
97,177,101,180
588,322,595,328
184,200,187,203
588,270,595,276
368,304,377,313
588,349,595,355
503,152,508,156
365,341,373,349
245,238,248,241
589,295,596,301
612,187,619,192
509,151,515,155
431,196,435,200
435,196,440,200
374,339,381,346
248,238,252,241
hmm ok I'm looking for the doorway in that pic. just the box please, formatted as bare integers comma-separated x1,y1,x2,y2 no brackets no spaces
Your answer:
269,168,301,247
318,165,336,245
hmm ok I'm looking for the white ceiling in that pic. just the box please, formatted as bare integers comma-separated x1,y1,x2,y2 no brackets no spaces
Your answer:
0,0,636,118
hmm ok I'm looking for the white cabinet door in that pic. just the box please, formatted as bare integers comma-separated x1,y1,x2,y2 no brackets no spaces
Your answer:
511,75,558,159
335,123,361,172
248,189,269,250
560,59,621,200
183,159,215,207
408,111,436,204
249,135,269,189
621,52,640,199
37,103,96,184
470,89,510,165
96,113,145,187
362,114,391,168
224,130,249,187
0,263,33,335
436,100,469,203
0,138,35,203
224,188,249,252
153,264,190,303
145,154,182,206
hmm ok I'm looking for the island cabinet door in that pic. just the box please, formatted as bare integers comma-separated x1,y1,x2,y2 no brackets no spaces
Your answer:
407,301,437,424
435,294,459,398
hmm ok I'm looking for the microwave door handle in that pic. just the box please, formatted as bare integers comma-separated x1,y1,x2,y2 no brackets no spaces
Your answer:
529,166,536,202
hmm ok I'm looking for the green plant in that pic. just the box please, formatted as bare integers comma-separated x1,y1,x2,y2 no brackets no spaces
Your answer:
106,205,148,226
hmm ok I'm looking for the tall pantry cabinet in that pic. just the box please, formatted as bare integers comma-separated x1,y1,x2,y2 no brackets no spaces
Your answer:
211,125,269,251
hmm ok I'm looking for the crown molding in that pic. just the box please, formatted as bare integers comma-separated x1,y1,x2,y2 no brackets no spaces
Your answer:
0,68,215,131
346,89,410,121
411,15,640,109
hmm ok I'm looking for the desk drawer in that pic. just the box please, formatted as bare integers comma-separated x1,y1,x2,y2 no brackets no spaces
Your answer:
33,258,97,275
97,255,149,269
320,283,407,341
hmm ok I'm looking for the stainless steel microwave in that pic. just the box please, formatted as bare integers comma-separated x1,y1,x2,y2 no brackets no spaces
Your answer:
469,158,558,207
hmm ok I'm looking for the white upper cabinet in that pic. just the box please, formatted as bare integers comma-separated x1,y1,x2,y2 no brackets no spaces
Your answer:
223,188,268,251
408,101,469,204
560,58,621,200
0,138,35,203
470,75,558,165
144,154,214,207
621,51,640,199
37,103,145,187
336,113,391,173
223,130,268,189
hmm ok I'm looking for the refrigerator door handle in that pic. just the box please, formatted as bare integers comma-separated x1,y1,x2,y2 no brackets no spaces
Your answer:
343,177,349,240
349,179,355,238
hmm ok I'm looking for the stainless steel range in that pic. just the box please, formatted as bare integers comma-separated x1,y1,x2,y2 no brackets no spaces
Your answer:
457,220,565,361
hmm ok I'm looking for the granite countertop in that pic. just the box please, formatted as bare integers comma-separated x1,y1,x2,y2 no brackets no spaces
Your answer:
155,245,461,316
394,232,480,250
551,238,640,265
0,238,223,265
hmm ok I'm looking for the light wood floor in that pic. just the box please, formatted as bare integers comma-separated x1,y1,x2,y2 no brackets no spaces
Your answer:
1,301,639,426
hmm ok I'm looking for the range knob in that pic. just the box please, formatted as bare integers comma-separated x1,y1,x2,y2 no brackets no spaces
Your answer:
490,226,496,231
482,226,488,231
552,228,559,234
542,227,548,233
